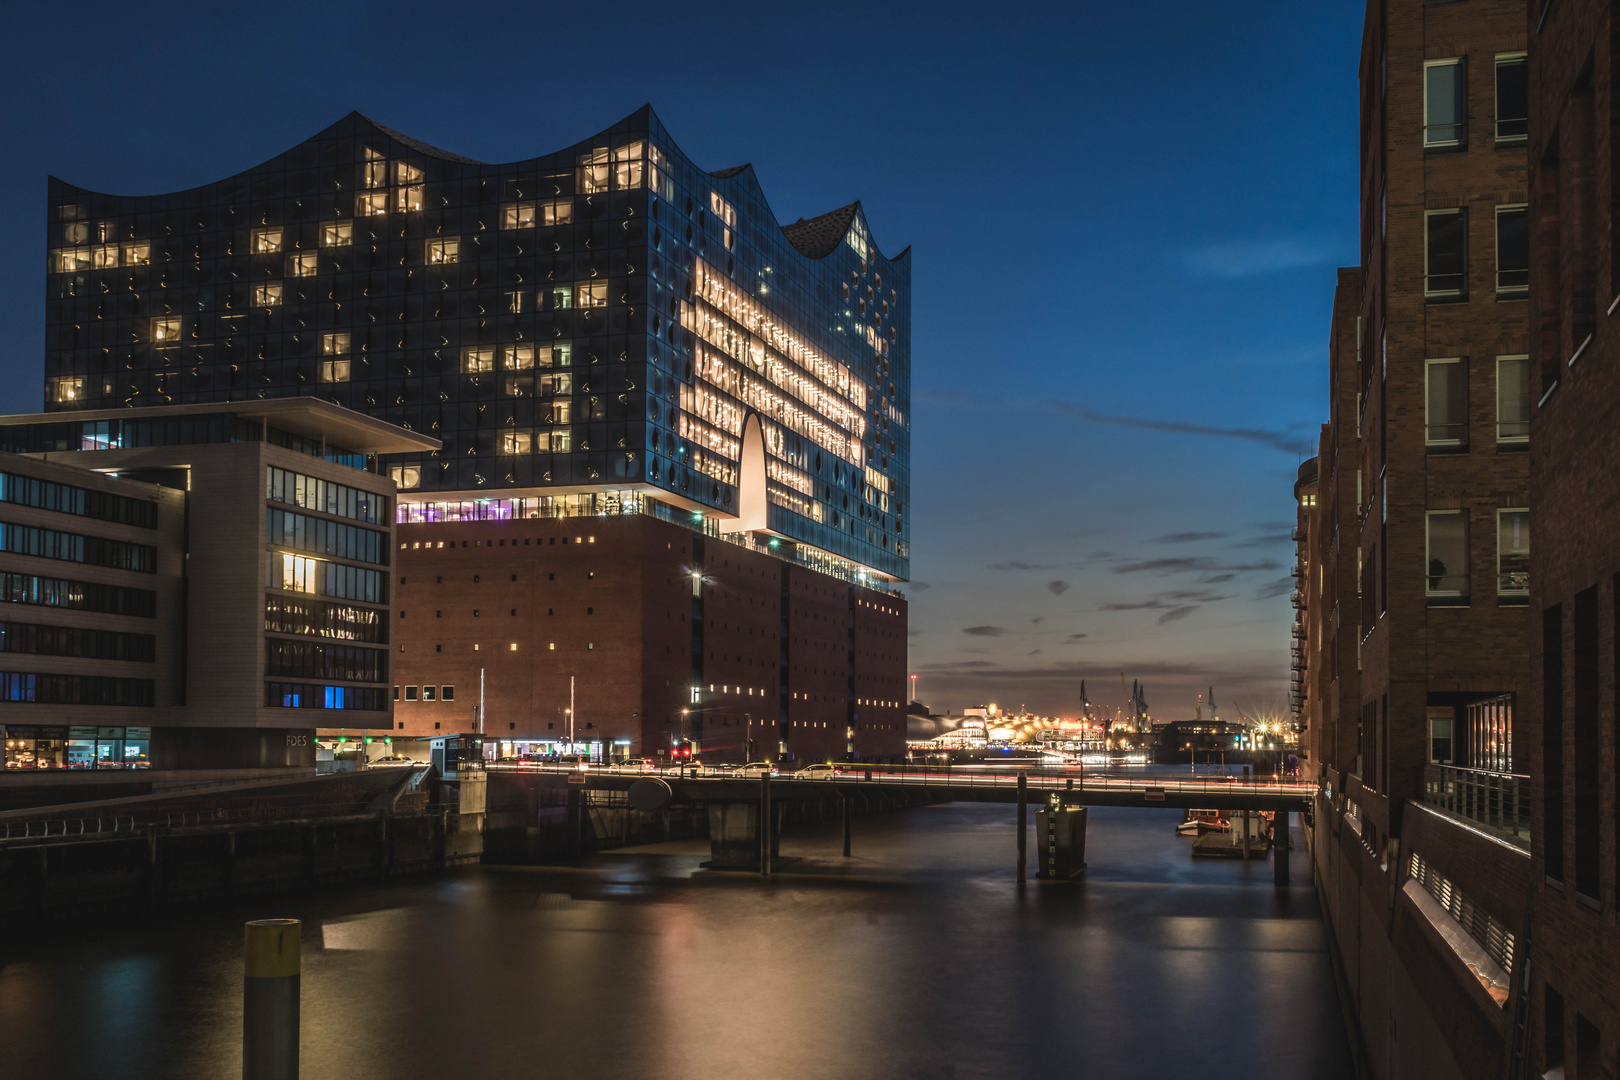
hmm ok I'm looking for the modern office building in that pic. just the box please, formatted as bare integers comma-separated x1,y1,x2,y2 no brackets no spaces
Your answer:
1296,2,1538,1078
40,107,911,762
1525,0,1620,1074
0,398,435,772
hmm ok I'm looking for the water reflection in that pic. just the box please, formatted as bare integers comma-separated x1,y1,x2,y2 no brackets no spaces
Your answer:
0,803,1352,1080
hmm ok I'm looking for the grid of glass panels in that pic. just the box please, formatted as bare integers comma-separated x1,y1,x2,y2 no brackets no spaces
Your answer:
43,108,911,579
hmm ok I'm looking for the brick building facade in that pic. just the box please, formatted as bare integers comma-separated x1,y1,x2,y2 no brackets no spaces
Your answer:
1526,0,1620,1074
391,514,907,763
1295,2,1540,1078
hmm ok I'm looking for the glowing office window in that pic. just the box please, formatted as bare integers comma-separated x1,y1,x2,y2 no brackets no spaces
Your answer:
321,222,352,247
280,554,318,594
426,238,459,264
390,465,421,490
252,228,283,254
152,316,181,343
48,375,84,403
357,191,388,217
320,360,351,383
288,252,318,277
577,281,607,308
253,283,283,307
322,332,350,355
363,148,387,189
613,141,646,189
50,248,89,273
503,203,535,229
505,345,535,370
502,432,532,454
463,348,495,374
551,285,573,310
578,147,610,193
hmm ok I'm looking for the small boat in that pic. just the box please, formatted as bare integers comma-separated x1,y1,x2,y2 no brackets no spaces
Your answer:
1179,809,1230,835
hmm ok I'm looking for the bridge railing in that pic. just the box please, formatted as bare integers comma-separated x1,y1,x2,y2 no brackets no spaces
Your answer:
1422,764,1530,849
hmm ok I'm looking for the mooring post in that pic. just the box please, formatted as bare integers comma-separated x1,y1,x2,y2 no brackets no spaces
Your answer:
1242,806,1251,860
1274,809,1291,887
1016,771,1028,883
841,793,851,857
243,918,299,1080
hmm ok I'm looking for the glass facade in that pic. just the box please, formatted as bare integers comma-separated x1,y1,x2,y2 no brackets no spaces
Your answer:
44,107,911,580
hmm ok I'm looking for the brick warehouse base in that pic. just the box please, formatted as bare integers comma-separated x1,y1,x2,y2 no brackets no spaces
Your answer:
387,514,907,764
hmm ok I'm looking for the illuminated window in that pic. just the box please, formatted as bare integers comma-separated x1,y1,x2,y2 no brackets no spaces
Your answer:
394,162,423,212
547,430,572,453
390,465,421,490
253,283,283,307
152,316,181,343
463,348,495,374
503,203,535,229
288,252,318,277
320,360,351,383
422,685,437,702
278,553,319,594
92,245,120,269
426,238,459,264
710,192,736,250
357,191,388,217
322,332,350,355
578,147,610,193
50,248,90,273
364,148,388,189
252,228,283,254
321,222,352,247
542,342,571,368
123,243,150,265
541,200,571,225
550,400,573,425
48,375,83,403
504,345,534,370
577,281,607,308
502,432,532,454
551,285,573,310
613,141,646,189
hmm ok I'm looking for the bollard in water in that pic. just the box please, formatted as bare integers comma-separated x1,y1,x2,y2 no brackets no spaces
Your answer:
1016,771,1028,883
244,919,300,1080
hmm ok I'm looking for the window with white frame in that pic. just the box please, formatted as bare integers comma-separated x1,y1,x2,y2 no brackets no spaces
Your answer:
1424,58,1466,148
1497,508,1528,598
1495,205,1528,295
1496,356,1530,444
1426,510,1469,600
1495,53,1527,141
1425,358,1468,448
1425,209,1467,299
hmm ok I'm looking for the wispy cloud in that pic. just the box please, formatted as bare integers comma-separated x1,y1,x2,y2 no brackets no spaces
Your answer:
1111,557,1279,576
908,581,931,592
1152,531,1228,544
917,391,1316,455
1066,633,1088,642
963,625,1006,637
1158,606,1198,624
989,560,1062,571
1047,580,1071,595
1181,236,1333,279
1256,576,1294,599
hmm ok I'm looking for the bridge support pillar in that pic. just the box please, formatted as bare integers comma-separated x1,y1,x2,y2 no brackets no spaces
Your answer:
1016,772,1027,884
1273,809,1290,887
704,802,762,870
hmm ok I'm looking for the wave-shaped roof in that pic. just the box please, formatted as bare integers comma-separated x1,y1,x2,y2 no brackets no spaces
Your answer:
52,105,907,265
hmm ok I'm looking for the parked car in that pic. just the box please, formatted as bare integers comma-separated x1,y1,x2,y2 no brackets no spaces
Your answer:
370,755,415,767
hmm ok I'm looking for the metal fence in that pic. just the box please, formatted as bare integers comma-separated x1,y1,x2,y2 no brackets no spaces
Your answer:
1422,763,1530,848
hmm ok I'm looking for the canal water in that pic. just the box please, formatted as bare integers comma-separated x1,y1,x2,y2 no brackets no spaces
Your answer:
0,802,1352,1079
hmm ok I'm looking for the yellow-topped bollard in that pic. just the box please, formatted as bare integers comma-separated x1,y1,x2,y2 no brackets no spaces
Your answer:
243,919,300,1080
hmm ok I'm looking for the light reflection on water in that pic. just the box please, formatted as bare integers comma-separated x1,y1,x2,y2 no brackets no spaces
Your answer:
0,803,1352,1080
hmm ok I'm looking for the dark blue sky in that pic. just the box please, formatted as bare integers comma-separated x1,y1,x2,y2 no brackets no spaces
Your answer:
0,0,1364,720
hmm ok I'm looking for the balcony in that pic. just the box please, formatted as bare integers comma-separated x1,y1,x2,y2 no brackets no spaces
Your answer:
1422,764,1529,849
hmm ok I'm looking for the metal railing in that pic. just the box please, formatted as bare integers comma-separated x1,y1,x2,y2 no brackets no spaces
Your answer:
1422,763,1530,848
